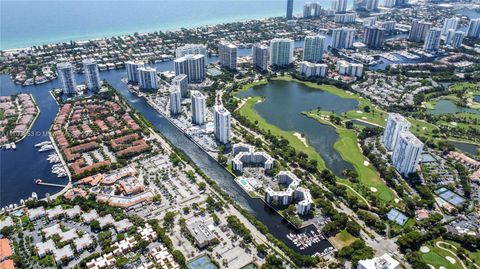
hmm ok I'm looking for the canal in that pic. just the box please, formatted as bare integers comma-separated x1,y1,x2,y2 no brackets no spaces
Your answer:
1,56,332,254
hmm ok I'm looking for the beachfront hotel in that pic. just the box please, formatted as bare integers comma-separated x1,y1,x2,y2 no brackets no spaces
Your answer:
214,105,231,144
57,62,77,95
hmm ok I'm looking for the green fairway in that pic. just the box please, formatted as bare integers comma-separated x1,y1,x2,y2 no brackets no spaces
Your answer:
419,243,464,269
305,111,395,203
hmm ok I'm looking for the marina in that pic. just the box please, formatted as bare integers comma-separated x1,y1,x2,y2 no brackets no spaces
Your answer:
286,230,326,250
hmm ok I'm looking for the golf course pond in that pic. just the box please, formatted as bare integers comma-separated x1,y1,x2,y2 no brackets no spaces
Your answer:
237,79,358,177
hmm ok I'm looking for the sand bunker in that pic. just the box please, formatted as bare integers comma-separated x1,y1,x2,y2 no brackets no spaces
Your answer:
294,132,309,147
363,160,370,166
420,246,430,253
445,256,456,264
370,187,378,192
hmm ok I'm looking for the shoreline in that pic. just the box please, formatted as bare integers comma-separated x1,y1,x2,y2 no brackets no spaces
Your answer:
1,14,282,51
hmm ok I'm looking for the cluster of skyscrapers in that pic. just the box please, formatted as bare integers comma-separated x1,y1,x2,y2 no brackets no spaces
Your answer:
383,113,423,176
303,2,321,18
57,59,102,95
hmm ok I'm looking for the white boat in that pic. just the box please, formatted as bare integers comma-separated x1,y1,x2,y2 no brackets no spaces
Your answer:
5,144,11,149
11,143,16,150
39,145,54,152
35,141,52,147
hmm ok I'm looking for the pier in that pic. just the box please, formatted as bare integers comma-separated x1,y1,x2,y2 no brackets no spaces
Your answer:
36,182,68,188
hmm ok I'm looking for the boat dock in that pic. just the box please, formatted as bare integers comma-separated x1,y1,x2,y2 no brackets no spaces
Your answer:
36,182,68,188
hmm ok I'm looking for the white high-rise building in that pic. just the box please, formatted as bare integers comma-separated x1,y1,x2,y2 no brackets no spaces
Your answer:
303,2,321,18
363,17,377,27
191,91,206,125
169,86,181,115
57,62,77,95
299,61,327,77
467,19,480,38
378,21,396,34
175,44,207,58
382,113,411,151
252,43,269,72
365,0,379,11
392,131,424,176
331,28,356,49
137,67,158,90
126,61,144,83
408,20,432,42
331,0,348,13
423,28,442,52
336,60,363,78
303,35,325,63
172,74,188,97
334,13,357,23
450,31,465,48
442,17,459,36
269,38,294,67
214,105,231,144
383,0,396,8
83,59,101,91
174,54,206,83
218,41,238,70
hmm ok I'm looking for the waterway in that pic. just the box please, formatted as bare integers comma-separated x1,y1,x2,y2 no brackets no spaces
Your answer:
0,57,332,254
237,80,358,176
427,100,480,115
0,76,69,208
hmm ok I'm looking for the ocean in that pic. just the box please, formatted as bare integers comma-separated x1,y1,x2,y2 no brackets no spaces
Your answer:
0,0,356,50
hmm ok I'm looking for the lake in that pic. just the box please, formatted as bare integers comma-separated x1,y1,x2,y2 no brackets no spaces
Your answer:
237,80,358,176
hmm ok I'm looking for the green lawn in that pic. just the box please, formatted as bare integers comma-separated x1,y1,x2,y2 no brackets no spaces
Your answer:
305,111,395,204
330,230,357,249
